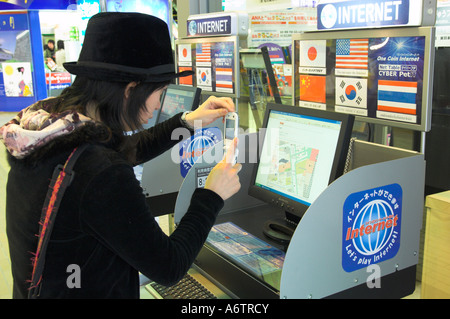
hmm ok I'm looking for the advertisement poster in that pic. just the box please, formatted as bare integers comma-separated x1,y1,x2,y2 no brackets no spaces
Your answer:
248,9,316,48
372,36,424,124
177,40,236,96
0,11,41,111
212,41,234,93
105,0,170,25
2,62,33,97
296,34,426,126
45,71,72,91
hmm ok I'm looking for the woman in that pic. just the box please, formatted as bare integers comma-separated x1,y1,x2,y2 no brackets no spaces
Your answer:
0,12,241,298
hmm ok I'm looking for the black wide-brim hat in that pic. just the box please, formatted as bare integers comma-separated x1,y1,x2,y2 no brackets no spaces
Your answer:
63,12,193,82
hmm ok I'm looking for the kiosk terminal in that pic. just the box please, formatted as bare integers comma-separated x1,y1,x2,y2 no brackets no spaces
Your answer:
140,2,433,299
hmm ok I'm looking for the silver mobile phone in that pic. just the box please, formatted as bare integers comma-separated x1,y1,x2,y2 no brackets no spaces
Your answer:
224,112,239,164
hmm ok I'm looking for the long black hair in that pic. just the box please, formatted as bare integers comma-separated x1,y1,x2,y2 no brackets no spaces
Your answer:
49,76,170,159
52,76,169,131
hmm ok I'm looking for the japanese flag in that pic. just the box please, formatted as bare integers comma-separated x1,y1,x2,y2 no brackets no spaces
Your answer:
178,44,192,63
299,40,326,68
335,77,367,108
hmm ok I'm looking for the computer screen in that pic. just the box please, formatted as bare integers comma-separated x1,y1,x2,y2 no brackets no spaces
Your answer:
156,84,201,124
248,103,354,243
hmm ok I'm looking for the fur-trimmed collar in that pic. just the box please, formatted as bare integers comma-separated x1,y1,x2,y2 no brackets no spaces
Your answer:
1,98,113,166
5,122,113,167
0,98,93,159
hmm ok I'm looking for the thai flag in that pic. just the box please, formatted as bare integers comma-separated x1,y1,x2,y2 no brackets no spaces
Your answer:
336,39,368,70
377,80,417,115
215,68,233,90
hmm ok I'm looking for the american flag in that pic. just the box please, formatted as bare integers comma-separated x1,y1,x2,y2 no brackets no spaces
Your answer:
336,39,368,69
196,43,211,64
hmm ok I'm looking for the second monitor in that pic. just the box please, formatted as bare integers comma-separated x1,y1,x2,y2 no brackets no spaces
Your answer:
156,84,201,124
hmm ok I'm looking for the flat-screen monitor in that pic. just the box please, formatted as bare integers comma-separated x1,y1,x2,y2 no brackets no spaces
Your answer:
248,103,354,244
156,84,201,124
292,26,435,131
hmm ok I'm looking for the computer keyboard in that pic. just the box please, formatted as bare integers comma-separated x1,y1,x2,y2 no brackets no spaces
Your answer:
146,273,217,299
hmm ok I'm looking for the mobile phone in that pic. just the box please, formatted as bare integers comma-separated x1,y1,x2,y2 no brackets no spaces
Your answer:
224,112,239,164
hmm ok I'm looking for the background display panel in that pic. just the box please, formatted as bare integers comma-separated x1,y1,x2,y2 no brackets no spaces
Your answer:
175,36,239,98
292,27,435,131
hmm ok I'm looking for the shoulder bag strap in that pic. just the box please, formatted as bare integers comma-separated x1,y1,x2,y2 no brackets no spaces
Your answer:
28,144,89,299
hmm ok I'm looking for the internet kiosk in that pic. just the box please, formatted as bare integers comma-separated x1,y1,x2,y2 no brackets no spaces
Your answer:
167,1,433,298
172,103,424,299
142,0,434,299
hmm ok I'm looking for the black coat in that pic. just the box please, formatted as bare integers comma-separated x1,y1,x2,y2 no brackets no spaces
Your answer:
5,113,224,298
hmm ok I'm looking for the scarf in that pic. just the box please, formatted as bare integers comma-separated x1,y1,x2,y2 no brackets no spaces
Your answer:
0,99,93,159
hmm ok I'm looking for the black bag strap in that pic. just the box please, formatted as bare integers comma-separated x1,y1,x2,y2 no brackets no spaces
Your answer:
28,144,88,299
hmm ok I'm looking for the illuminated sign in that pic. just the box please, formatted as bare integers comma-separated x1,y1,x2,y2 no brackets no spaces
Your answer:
187,12,248,37
188,16,231,37
318,0,435,30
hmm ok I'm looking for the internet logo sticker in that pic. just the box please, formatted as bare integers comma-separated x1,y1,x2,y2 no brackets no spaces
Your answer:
188,20,197,36
319,4,337,29
179,127,222,178
342,183,402,272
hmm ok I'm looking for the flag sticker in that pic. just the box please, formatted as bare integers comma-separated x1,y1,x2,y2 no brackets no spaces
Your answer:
196,43,212,66
178,66,193,86
336,39,368,70
377,80,417,115
197,67,212,89
215,68,233,92
300,40,326,68
300,75,326,104
336,77,367,109
178,44,192,66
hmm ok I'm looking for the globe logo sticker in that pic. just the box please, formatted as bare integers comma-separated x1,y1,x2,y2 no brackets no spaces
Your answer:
179,128,222,178
188,20,197,36
342,183,402,272
320,4,337,29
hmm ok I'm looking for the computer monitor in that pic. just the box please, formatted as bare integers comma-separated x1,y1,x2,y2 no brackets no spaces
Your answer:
248,103,354,244
156,84,201,124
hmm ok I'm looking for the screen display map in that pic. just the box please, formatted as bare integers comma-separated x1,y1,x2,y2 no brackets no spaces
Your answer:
255,109,342,206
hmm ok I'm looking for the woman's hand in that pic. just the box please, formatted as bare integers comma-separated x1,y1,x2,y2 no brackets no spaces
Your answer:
185,96,235,128
204,138,241,201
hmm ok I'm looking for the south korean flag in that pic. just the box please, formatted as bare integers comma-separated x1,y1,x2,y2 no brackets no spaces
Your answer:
335,77,367,109
196,67,212,90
